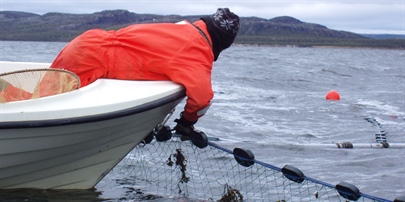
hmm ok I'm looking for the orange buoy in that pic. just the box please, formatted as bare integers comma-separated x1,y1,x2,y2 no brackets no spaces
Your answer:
326,90,340,100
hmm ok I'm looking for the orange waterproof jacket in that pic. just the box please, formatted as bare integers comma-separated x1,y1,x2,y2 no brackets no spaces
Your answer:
50,20,214,121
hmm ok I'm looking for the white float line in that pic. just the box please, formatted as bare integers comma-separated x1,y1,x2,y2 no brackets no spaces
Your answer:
282,142,405,149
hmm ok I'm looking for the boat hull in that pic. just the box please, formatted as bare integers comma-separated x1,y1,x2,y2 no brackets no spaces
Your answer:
0,96,183,189
0,61,186,189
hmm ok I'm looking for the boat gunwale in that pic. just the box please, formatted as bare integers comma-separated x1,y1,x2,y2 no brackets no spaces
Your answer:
0,90,185,129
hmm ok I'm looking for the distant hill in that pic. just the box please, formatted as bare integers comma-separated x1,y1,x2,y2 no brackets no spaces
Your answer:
361,34,405,39
1,10,404,49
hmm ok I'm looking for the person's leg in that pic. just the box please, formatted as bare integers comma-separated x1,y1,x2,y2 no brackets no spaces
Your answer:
50,29,109,87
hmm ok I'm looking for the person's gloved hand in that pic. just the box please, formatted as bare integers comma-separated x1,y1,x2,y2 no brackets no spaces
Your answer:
174,112,208,148
174,112,197,138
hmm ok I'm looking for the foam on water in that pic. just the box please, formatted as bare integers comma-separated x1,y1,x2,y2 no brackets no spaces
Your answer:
357,99,405,117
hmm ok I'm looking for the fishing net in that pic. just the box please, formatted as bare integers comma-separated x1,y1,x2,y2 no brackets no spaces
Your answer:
0,69,80,103
109,136,395,202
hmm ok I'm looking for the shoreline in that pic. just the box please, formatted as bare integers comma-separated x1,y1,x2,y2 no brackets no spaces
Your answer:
1,40,404,50
233,43,405,50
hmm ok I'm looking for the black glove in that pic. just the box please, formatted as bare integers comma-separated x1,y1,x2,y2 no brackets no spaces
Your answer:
174,112,197,137
174,112,208,148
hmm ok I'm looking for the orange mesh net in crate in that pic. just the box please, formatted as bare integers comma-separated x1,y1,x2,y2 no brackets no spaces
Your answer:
0,69,80,103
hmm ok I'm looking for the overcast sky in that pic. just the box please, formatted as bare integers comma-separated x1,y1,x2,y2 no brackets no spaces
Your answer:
1,0,404,34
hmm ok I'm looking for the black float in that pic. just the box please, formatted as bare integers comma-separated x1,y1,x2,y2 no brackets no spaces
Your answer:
281,165,305,183
233,148,255,167
335,181,361,201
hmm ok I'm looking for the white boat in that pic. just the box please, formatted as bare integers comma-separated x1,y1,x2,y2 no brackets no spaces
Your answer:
0,61,185,189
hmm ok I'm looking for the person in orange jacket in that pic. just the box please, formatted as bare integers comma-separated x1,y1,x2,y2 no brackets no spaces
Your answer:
50,8,240,145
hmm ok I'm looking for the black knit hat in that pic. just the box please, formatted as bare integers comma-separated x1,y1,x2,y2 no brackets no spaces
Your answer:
201,8,240,61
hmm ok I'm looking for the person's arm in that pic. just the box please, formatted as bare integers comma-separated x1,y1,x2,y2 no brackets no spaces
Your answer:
167,62,213,123
165,61,212,148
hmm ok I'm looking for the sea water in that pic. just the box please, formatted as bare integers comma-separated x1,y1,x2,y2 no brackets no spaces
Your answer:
0,41,404,201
